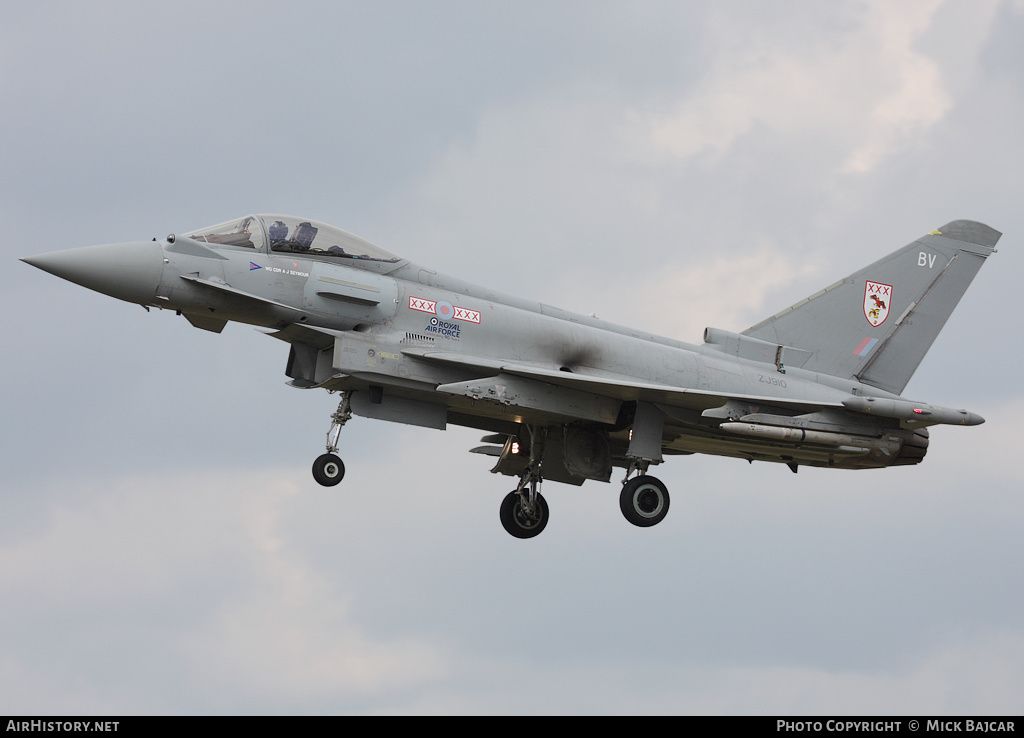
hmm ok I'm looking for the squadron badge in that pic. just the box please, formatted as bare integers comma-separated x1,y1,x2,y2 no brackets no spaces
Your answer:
863,280,892,327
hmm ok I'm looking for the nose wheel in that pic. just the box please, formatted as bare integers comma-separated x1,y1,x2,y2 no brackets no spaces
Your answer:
313,393,352,488
313,453,345,486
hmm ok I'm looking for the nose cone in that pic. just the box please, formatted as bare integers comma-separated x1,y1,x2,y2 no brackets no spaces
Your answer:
21,240,164,305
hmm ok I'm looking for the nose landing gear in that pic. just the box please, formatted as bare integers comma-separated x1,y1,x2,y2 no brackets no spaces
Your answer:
313,393,352,487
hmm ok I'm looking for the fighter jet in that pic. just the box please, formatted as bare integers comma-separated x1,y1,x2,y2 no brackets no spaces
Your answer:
21,215,999,538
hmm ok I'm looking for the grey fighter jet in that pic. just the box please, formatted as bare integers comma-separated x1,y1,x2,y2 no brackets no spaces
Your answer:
21,215,999,538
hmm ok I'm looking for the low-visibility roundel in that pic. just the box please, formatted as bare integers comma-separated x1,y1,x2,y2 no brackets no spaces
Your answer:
436,301,455,321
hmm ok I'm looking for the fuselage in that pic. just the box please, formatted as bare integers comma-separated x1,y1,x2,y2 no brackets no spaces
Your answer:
23,213,952,480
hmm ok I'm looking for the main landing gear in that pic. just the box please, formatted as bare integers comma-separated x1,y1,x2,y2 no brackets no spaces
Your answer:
494,428,672,539
500,488,549,539
500,426,549,539
499,461,671,539
615,401,670,529
312,393,351,487
619,473,670,527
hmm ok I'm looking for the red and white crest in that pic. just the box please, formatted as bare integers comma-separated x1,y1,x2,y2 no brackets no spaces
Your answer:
863,280,892,327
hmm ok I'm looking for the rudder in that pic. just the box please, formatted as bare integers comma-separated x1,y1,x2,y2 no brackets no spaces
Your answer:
742,220,1001,394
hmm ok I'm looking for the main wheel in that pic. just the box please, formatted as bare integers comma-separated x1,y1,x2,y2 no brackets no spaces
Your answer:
312,453,345,487
620,475,670,527
499,491,549,539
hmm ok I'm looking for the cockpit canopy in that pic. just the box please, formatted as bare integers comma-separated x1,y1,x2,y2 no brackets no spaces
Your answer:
184,215,402,270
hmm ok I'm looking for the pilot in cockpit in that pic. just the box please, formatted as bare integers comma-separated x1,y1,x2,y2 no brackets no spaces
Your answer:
268,220,288,246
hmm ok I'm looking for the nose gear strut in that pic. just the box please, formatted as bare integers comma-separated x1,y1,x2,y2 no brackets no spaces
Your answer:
312,392,352,487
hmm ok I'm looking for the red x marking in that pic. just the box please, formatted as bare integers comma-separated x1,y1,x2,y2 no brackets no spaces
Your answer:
409,297,437,314
454,307,481,324
410,296,482,323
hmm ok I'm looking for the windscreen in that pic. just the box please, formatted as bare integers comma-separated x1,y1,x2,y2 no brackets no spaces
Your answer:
185,216,265,250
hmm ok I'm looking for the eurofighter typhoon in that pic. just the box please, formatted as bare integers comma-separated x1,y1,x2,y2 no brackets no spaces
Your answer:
21,215,999,538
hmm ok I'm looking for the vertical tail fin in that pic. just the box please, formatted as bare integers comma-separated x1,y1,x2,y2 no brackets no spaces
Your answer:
742,220,1001,394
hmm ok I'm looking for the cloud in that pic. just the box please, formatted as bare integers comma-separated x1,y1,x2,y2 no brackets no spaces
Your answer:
634,0,972,174
585,246,822,341
696,632,1024,715
0,469,451,713
926,396,1024,485
296,630,1024,714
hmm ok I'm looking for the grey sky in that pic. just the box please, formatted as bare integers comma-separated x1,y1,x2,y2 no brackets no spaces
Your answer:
2,0,1023,714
